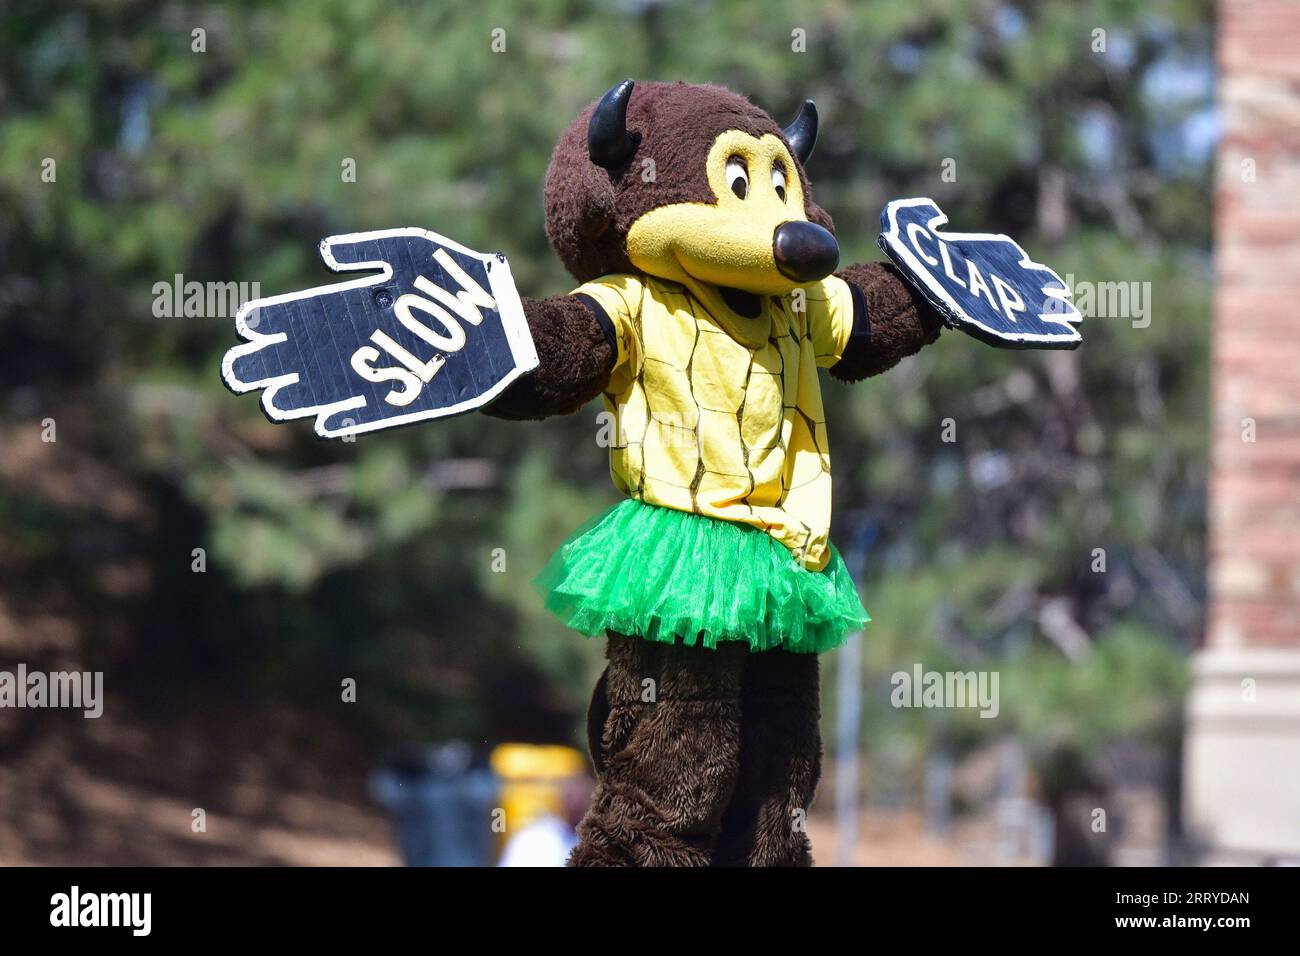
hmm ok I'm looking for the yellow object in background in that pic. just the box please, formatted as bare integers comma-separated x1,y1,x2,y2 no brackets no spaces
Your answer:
490,743,587,842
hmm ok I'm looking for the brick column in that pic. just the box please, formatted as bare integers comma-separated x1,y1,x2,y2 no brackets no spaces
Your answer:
1184,0,1300,864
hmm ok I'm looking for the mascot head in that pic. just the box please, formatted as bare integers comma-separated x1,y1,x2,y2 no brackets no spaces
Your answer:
543,80,840,304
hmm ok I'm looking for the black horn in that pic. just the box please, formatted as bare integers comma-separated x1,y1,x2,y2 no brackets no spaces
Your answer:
588,79,636,168
782,99,818,164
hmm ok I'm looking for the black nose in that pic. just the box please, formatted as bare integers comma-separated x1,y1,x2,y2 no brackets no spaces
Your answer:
773,221,840,283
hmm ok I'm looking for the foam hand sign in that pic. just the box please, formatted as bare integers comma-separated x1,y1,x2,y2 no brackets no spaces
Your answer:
878,198,1082,349
221,229,538,439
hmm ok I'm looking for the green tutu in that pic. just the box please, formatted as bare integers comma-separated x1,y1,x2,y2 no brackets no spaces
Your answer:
534,499,869,654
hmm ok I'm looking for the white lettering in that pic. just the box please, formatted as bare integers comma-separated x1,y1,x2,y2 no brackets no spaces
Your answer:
350,345,423,407
990,273,1026,324
348,252,498,407
906,222,939,266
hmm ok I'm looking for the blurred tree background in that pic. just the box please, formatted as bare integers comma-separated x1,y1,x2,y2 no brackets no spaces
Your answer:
0,0,1211,863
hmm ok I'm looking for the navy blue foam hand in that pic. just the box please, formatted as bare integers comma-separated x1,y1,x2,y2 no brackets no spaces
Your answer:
878,198,1082,349
222,228,536,438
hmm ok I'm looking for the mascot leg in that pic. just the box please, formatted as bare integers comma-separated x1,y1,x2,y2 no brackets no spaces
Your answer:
569,633,744,866
712,649,822,867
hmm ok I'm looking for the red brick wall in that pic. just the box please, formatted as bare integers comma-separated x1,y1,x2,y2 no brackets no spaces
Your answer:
1211,0,1300,649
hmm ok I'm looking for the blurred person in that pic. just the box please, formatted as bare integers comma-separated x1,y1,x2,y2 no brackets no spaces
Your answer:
498,775,593,867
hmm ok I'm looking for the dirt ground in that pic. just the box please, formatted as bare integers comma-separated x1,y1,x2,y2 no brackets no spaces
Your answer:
0,699,400,866
1,693,983,866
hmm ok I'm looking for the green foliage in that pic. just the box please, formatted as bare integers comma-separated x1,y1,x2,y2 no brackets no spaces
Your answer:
1001,623,1189,755
0,0,1210,774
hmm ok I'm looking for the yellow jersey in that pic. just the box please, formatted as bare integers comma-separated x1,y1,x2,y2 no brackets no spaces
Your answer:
575,273,857,571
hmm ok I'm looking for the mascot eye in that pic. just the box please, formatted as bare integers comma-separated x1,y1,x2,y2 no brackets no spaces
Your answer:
771,165,787,201
726,157,749,199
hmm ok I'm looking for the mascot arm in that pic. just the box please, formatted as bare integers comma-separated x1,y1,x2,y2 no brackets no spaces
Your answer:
829,262,945,383
482,294,615,421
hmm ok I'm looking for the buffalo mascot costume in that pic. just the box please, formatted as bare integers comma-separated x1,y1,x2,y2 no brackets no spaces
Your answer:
224,77,1079,867
484,80,949,867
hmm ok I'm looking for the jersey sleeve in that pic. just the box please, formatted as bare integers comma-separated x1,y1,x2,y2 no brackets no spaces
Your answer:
805,274,862,369
571,273,644,390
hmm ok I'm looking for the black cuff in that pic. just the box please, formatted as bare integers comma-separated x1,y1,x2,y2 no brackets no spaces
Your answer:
576,293,617,356
838,281,871,367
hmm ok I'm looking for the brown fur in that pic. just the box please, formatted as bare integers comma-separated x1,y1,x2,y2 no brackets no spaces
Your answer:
544,81,833,284
831,262,945,382
569,634,745,867
480,295,614,420
570,633,821,867
712,649,822,866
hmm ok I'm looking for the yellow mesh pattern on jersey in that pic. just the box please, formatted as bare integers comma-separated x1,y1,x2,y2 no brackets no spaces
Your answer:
575,273,855,571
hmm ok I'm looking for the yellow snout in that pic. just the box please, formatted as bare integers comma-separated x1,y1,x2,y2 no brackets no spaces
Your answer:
626,130,839,296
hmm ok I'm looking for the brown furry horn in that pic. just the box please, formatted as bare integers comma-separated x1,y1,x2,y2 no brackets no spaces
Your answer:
782,99,818,164
588,79,636,168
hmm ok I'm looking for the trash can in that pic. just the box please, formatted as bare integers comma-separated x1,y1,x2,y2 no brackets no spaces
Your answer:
371,742,500,867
